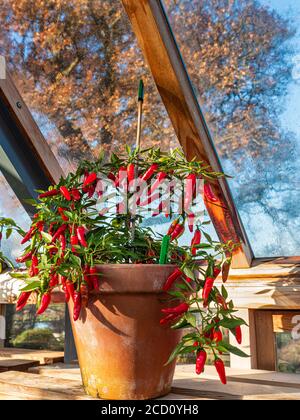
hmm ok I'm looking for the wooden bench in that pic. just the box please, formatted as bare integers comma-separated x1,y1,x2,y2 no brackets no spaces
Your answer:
0,359,39,373
1,364,300,400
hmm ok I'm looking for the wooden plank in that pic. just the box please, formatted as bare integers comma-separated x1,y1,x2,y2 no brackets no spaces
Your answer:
0,371,95,400
216,271,300,310
0,348,64,365
176,365,300,389
3,363,300,400
249,309,258,369
0,69,64,184
29,363,81,381
172,376,300,400
253,311,276,371
0,359,39,373
121,0,253,268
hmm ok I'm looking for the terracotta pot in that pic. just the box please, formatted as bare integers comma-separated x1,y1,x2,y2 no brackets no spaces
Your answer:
68,264,183,400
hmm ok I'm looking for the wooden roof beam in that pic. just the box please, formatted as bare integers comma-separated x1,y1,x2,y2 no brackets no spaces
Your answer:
121,0,254,268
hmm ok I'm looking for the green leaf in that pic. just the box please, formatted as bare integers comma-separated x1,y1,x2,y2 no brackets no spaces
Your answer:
218,341,249,358
20,281,40,292
221,285,228,300
168,291,185,299
164,342,184,365
182,267,195,281
70,254,82,267
171,318,189,330
41,232,53,243
5,228,12,239
219,317,246,329
196,243,212,249
10,272,29,279
185,312,197,328
203,232,212,243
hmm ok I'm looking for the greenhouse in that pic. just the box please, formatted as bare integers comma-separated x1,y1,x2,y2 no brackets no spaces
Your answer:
0,0,299,402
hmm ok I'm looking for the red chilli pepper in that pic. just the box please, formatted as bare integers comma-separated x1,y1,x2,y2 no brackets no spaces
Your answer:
191,228,201,256
31,255,39,276
141,164,158,182
204,182,218,202
216,293,228,310
60,276,70,303
213,329,223,343
71,188,82,201
234,326,242,345
149,171,167,195
83,265,93,289
107,172,116,183
16,292,31,312
196,350,207,375
52,224,67,242
162,302,189,316
36,221,44,232
170,223,185,241
60,186,72,201
59,234,66,252
66,280,75,302
49,273,59,288
73,291,82,321
80,283,89,308
90,266,99,291
184,173,197,211
188,213,195,233
167,218,180,236
76,227,88,248
202,277,215,301
214,358,227,385
38,189,60,199
58,207,69,222
115,166,127,188
163,267,183,291
160,313,179,325
83,172,97,188
213,265,222,279
16,251,33,264
21,227,35,245
71,234,79,253
127,163,136,184
37,293,51,315
222,261,231,283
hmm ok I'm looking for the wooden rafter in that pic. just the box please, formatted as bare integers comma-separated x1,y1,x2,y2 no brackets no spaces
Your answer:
121,0,254,268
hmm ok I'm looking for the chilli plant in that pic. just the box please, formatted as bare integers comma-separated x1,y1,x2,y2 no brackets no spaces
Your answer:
11,146,247,384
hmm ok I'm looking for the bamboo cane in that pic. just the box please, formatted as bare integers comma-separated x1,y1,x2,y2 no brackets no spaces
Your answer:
131,80,144,243
136,79,144,150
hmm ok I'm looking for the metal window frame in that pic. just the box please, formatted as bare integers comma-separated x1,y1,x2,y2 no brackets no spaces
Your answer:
0,67,77,362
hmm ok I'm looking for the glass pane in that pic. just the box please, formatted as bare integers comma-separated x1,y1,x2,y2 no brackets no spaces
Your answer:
276,332,300,374
165,0,300,257
0,0,220,243
0,170,31,262
0,0,179,173
5,304,65,351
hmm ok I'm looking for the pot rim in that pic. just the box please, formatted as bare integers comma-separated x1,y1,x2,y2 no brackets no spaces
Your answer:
89,264,178,294
95,264,176,269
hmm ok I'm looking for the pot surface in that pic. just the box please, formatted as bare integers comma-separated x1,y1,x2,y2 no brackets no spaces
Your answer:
69,264,183,400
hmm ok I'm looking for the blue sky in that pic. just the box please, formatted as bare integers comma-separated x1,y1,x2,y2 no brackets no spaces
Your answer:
260,0,300,138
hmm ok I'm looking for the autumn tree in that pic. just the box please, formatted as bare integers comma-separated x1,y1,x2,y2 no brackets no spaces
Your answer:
0,0,298,255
